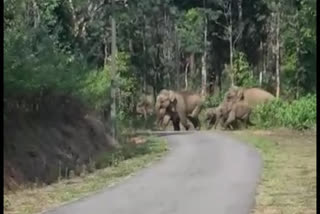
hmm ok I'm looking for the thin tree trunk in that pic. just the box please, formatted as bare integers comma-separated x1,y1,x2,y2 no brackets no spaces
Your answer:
201,0,208,96
185,60,189,90
201,23,208,96
143,73,147,92
229,25,234,86
31,0,40,28
190,53,195,76
110,0,117,138
238,0,242,22
175,29,181,90
263,42,267,78
142,15,147,92
275,8,280,98
295,18,301,99
259,41,263,86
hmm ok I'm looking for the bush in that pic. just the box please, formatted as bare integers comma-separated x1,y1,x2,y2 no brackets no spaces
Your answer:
233,51,259,88
253,94,316,130
204,92,225,108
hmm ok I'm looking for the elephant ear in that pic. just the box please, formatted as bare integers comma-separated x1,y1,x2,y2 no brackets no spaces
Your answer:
168,90,176,102
237,88,245,101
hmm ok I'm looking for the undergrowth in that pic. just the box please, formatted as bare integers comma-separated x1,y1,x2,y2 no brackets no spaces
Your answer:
252,94,316,130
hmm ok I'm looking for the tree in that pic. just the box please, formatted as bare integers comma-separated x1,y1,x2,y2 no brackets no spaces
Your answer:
212,0,245,87
110,0,117,137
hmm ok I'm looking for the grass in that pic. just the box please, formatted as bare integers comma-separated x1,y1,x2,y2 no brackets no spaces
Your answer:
230,129,316,214
4,136,168,214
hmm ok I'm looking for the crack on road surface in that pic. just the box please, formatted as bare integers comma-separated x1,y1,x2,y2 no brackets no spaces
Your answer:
45,131,262,214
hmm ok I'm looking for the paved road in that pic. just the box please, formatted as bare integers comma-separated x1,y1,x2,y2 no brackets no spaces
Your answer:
45,131,262,214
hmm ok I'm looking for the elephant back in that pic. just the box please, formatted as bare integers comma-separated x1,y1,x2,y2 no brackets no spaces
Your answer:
178,91,203,114
243,88,275,107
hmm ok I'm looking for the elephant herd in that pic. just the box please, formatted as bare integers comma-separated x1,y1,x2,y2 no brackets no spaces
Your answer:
137,86,275,131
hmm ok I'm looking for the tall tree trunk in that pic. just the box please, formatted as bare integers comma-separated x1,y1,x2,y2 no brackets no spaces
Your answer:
295,16,301,99
142,15,147,92
110,0,117,138
201,22,208,96
175,28,181,90
201,0,208,96
275,8,280,98
238,0,242,22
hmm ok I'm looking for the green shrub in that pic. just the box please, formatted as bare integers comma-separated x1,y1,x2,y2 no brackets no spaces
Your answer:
204,92,225,108
253,94,316,130
233,51,259,88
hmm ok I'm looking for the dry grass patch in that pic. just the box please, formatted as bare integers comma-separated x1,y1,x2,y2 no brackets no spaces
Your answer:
231,129,316,214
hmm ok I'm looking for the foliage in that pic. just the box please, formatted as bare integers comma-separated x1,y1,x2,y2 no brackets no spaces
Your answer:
233,51,258,88
177,8,205,53
204,92,225,108
4,0,316,132
4,27,88,97
279,0,316,97
252,94,316,130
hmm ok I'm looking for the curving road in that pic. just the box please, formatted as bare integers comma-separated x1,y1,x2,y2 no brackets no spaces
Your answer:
45,131,262,214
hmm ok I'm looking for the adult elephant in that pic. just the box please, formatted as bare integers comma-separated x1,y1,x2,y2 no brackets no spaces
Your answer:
155,89,204,131
155,90,172,128
225,87,275,107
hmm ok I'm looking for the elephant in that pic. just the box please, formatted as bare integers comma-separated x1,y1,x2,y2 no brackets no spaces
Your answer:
204,107,221,129
223,101,254,129
155,90,173,127
224,87,275,108
211,86,272,130
154,90,180,130
155,89,204,131
156,102,181,131
136,94,154,120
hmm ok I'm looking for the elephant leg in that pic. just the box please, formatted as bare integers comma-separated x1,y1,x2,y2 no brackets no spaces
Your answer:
224,111,236,130
178,112,190,131
208,122,213,130
190,105,202,118
172,119,180,131
246,113,254,127
195,117,201,130
171,112,180,131
143,108,147,121
161,115,171,130
214,117,220,129
207,117,215,130
187,116,200,130
213,112,222,129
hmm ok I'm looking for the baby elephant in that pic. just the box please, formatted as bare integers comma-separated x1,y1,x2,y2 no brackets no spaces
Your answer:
223,101,254,129
205,107,219,129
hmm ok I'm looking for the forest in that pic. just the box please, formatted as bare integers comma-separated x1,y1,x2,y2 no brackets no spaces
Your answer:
4,0,316,131
3,1,317,213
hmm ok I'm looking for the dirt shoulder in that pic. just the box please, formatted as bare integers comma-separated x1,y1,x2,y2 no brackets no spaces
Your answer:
4,137,168,214
231,129,316,214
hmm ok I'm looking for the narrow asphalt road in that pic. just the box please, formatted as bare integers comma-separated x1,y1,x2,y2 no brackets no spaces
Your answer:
45,131,262,214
